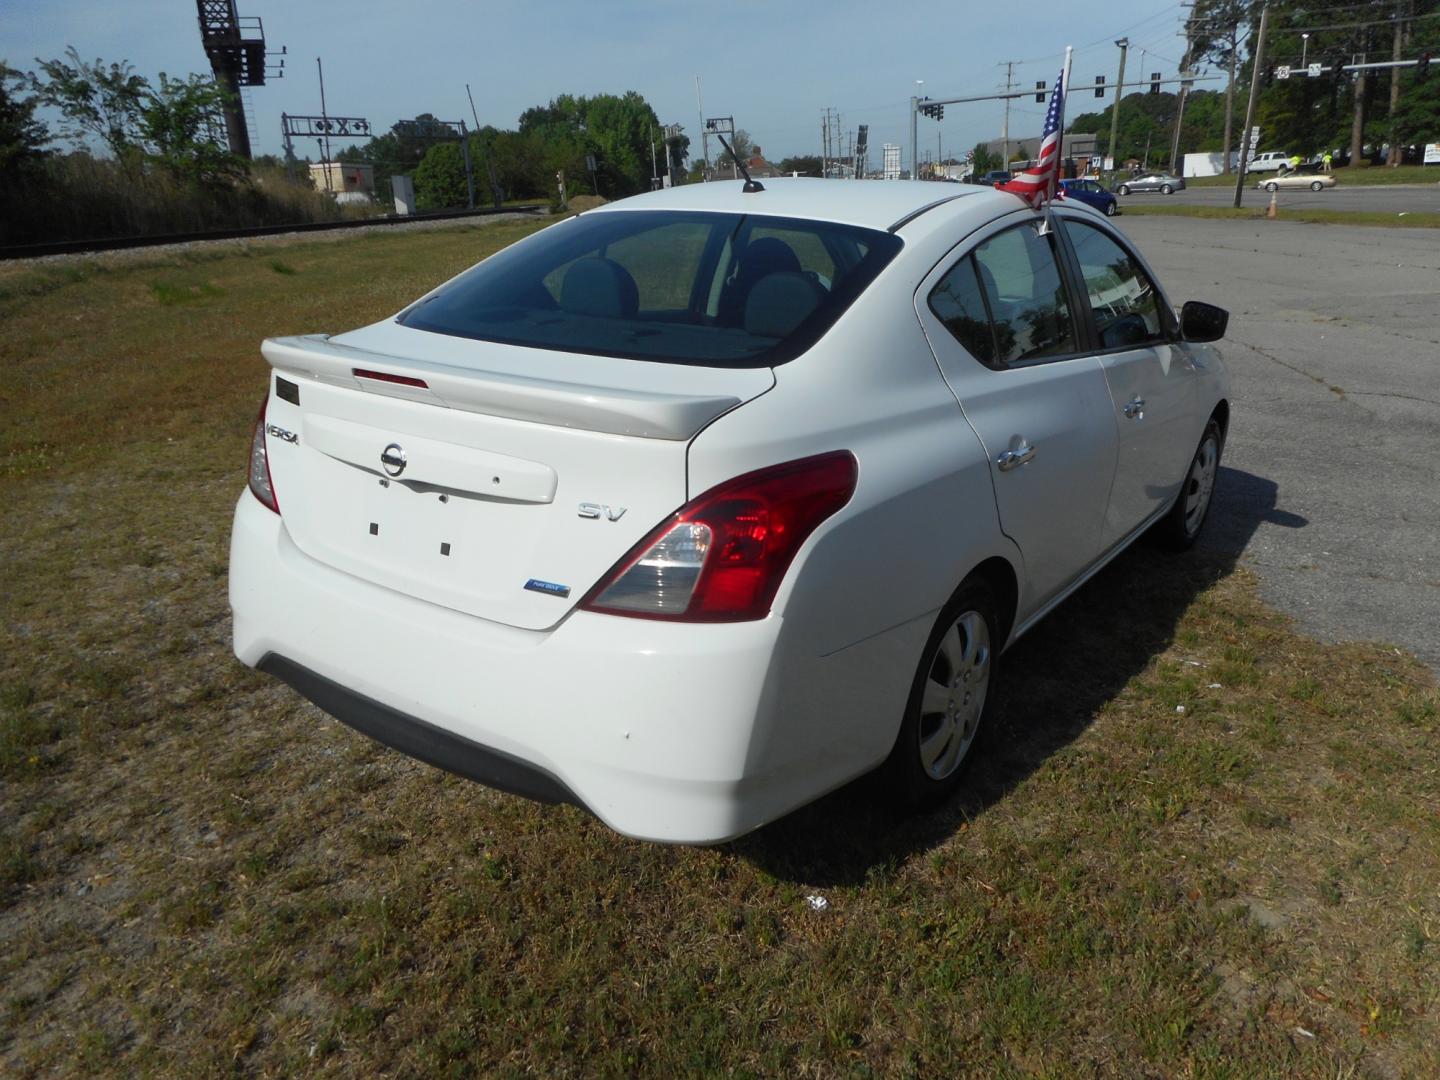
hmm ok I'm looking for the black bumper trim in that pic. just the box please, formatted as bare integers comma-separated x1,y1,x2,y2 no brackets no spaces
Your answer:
257,654,579,807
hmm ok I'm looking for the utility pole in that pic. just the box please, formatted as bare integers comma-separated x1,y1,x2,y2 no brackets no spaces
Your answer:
1233,3,1269,208
823,112,835,180
316,57,331,192
1107,39,1129,179
1171,10,1193,172
695,75,708,179
1000,62,1014,167
910,97,919,179
466,83,503,208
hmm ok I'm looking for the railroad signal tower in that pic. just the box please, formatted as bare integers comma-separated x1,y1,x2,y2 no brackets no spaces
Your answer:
196,0,284,159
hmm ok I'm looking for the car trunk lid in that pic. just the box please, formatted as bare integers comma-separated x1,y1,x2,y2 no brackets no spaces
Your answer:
259,329,773,631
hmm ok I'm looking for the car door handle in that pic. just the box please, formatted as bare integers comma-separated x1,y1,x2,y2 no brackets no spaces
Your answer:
996,442,1037,472
1123,397,1146,420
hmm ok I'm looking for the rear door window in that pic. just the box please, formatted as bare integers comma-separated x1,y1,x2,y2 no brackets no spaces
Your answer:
967,223,1077,365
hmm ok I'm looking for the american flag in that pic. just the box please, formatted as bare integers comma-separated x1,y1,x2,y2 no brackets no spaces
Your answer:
998,68,1066,207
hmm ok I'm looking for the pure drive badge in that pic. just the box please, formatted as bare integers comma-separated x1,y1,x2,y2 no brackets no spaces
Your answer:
524,578,571,598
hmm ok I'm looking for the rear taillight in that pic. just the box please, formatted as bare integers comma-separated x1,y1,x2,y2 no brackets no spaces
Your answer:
581,451,857,622
248,397,280,514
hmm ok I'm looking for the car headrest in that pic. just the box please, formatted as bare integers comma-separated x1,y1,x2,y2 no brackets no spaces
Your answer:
743,272,827,339
559,256,640,319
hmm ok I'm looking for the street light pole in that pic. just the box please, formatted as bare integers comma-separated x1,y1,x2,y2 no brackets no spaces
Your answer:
1107,38,1129,181
912,79,923,179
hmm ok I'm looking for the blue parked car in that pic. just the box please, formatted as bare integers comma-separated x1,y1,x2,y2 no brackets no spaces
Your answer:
1058,178,1118,217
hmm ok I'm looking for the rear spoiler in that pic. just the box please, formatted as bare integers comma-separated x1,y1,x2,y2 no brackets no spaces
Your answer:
261,335,745,441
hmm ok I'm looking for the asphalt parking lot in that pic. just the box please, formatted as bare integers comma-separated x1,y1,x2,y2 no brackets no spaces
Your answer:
1122,179,1440,214
1115,215,1440,671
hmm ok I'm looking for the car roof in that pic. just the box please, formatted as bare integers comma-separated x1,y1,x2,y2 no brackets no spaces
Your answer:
590,177,1016,234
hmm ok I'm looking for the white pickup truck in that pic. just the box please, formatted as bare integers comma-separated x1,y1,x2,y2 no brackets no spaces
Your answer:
1246,151,1292,173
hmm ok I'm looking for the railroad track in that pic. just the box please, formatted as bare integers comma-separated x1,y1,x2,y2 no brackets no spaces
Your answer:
0,203,548,261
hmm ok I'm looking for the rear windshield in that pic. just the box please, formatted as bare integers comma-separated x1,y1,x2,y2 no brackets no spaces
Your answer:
396,210,902,367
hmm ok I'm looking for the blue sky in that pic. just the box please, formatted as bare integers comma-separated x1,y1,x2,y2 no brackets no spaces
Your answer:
4,0,1193,165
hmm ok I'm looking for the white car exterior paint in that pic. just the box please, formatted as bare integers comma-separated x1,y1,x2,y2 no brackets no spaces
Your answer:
230,179,1230,843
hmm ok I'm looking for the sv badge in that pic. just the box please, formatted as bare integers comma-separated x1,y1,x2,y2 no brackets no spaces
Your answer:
578,502,627,522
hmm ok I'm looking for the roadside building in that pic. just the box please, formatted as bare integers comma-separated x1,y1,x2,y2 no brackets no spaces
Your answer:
308,162,375,198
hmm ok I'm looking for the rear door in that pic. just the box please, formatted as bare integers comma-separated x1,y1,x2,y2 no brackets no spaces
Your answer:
917,215,1118,612
1055,214,1198,548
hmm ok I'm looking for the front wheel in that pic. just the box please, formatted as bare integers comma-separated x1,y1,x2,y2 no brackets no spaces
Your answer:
1104,200,1117,216
1266,181,1279,193
1155,418,1223,551
883,579,999,810
1117,184,1131,196
1160,184,1174,195
1310,180,1324,192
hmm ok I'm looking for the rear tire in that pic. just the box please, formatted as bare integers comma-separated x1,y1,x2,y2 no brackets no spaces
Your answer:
1310,180,1324,192
1161,184,1174,195
883,578,1000,810
1117,184,1131,196
1155,418,1223,551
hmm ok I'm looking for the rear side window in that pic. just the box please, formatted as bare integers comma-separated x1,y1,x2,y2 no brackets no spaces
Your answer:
928,257,996,367
399,210,902,367
1064,220,1167,349
929,222,1077,367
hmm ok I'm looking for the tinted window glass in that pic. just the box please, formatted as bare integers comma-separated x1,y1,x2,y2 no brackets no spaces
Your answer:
971,224,1077,364
1065,220,1165,349
398,211,902,367
928,256,997,367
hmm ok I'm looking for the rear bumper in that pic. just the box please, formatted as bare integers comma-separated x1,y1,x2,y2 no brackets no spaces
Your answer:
256,654,579,806
229,493,898,843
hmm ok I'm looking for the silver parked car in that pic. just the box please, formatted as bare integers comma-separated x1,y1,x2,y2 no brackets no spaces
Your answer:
1257,172,1336,193
1116,174,1187,195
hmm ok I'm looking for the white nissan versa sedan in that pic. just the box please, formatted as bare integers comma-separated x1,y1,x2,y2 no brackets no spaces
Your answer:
230,179,1231,844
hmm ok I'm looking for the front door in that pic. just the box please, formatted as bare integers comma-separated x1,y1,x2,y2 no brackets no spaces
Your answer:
1059,216,1199,548
918,216,1118,613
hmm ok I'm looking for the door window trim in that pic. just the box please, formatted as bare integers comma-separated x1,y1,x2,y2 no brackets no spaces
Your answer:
924,214,1097,373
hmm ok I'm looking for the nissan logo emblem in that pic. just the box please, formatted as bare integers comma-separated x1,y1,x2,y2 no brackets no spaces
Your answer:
380,443,407,478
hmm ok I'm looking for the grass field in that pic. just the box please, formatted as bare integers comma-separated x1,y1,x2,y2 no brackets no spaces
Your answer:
1122,203,1440,229
2,219,1438,1076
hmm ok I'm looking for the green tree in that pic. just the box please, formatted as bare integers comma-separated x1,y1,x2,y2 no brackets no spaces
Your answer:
1190,0,1257,172
140,72,244,186
968,142,1000,175
413,142,470,209
778,154,822,175
516,90,666,197
26,46,147,162
1,63,50,183
714,128,758,169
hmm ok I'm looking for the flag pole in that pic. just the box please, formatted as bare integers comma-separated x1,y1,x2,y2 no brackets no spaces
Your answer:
1049,45,1073,203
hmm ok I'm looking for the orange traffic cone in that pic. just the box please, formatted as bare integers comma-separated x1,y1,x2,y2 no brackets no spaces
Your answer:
1266,191,1278,219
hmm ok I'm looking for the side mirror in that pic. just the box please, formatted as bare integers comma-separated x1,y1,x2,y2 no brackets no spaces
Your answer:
1180,300,1229,343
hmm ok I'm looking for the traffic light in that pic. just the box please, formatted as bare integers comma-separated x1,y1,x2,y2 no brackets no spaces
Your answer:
1149,71,1162,94
1095,75,1105,99
919,102,944,120
1035,81,1046,103
1419,52,1431,80
1263,65,1275,87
